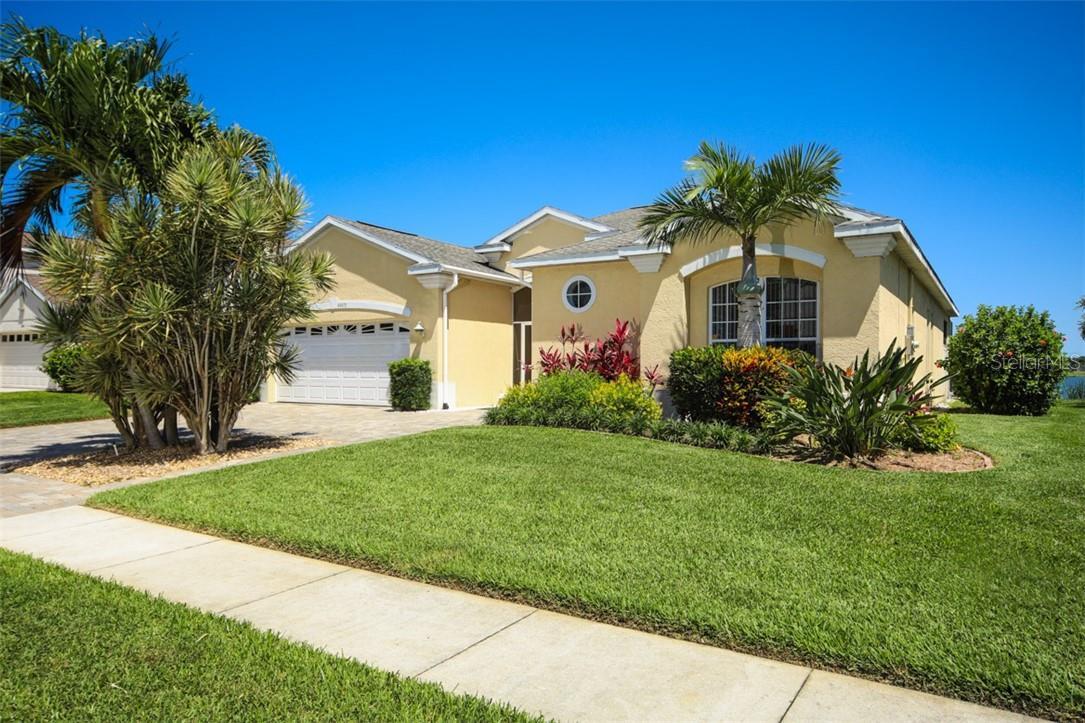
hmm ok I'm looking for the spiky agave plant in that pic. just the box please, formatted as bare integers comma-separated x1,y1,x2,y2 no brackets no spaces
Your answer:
763,341,947,461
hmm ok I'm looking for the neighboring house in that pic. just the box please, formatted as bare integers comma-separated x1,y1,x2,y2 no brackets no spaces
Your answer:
273,203,956,408
0,261,52,390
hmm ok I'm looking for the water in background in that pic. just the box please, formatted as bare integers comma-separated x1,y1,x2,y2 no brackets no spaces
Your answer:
1061,376,1085,399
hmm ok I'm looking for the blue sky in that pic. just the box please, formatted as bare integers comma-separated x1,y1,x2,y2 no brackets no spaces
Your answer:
8,1,1085,352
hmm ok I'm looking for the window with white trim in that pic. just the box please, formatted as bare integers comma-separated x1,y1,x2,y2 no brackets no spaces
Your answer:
708,277,818,356
765,277,818,356
562,275,595,313
708,281,739,345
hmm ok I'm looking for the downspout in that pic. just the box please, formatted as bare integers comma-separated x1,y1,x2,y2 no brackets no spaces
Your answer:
440,272,460,409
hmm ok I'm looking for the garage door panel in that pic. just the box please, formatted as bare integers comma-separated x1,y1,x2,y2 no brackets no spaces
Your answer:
0,334,50,390
278,322,409,406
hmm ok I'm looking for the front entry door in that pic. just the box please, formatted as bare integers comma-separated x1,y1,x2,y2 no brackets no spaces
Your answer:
513,322,532,385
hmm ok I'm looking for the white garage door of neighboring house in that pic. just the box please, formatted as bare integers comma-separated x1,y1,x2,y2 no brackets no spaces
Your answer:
0,331,50,390
278,322,411,405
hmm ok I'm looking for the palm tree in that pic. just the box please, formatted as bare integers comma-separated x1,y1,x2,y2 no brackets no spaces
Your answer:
1077,295,1085,341
1,17,212,275
639,141,841,347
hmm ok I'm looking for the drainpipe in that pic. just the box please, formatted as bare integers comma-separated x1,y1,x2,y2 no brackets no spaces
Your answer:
440,272,460,410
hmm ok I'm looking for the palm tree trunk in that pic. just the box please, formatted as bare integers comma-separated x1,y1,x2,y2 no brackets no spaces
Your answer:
162,405,179,446
736,236,763,347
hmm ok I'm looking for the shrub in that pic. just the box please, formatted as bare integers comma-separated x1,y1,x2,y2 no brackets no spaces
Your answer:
40,343,87,392
942,305,1066,416
667,345,807,427
485,370,662,434
538,320,641,381
762,342,945,460
590,374,662,427
646,418,761,453
388,358,432,411
889,413,959,453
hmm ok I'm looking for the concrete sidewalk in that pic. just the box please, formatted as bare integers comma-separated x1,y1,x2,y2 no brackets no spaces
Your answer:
1,507,1038,722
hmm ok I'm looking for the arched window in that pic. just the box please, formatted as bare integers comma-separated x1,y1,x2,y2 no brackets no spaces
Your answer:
708,277,818,356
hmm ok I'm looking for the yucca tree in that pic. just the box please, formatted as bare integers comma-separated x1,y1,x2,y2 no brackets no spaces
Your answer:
1,17,213,275
39,129,334,453
639,142,841,347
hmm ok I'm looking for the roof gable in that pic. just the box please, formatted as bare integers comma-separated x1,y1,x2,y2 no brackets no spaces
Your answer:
475,206,616,251
292,216,523,286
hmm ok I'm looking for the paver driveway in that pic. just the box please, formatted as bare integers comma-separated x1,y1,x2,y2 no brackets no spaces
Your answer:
0,403,483,516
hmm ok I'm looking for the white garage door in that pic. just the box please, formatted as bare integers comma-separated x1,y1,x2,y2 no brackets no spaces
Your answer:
278,322,411,405
0,331,50,390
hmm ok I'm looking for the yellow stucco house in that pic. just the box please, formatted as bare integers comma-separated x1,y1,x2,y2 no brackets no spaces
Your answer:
262,204,957,409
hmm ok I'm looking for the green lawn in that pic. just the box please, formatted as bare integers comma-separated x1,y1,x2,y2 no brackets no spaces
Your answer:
0,550,533,721
90,403,1085,719
0,390,109,428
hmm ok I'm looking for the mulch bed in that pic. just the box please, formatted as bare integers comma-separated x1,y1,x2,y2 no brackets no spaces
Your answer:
861,447,993,473
773,446,993,473
14,435,331,486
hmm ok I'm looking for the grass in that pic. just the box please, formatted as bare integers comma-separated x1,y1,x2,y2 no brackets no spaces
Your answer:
90,403,1085,719
0,390,109,428
0,550,534,722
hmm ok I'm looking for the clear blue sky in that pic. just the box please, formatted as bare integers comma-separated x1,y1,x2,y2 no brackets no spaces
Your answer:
8,1,1085,353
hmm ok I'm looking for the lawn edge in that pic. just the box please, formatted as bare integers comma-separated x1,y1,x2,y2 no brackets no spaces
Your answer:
0,411,112,429
0,548,540,722
85,500,1073,721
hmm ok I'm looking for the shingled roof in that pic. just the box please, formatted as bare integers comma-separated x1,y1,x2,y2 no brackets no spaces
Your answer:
294,216,522,283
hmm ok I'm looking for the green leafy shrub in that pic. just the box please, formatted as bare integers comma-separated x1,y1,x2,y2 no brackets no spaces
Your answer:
646,418,761,453
762,342,944,460
40,343,87,392
590,375,662,426
942,305,1066,416
668,345,808,427
388,358,432,411
485,371,662,434
890,413,959,453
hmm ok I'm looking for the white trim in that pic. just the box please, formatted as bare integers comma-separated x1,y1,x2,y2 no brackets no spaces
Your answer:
0,277,48,308
289,216,429,264
473,242,511,253
310,299,412,316
623,247,668,273
707,276,821,358
561,275,596,314
440,272,460,410
508,243,673,271
407,262,527,287
840,233,897,258
477,206,614,249
679,244,827,278
508,251,621,269
834,221,958,316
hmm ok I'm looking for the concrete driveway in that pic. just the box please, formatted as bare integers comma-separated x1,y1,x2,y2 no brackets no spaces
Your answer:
1,402,484,468
0,403,484,517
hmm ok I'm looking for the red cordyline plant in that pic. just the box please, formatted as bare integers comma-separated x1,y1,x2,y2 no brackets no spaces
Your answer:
538,319,661,391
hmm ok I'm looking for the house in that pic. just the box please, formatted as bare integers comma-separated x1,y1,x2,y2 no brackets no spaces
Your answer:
268,204,957,408
0,247,53,390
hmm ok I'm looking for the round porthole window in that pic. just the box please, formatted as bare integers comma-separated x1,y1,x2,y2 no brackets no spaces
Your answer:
562,275,596,313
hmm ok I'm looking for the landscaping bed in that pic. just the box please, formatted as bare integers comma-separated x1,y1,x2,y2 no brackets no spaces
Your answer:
90,403,1085,719
0,391,110,428
12,435,330,485
0,550,532,722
